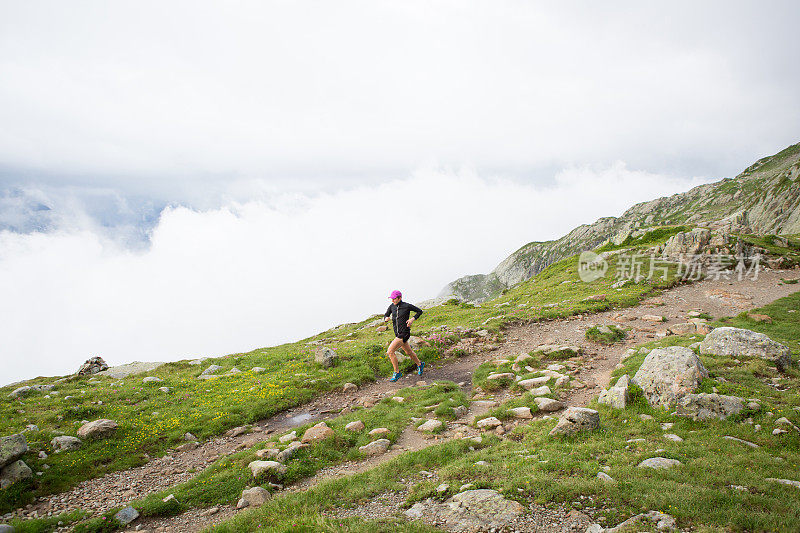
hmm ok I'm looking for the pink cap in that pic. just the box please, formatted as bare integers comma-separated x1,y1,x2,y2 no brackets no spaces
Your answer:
389,290,402,299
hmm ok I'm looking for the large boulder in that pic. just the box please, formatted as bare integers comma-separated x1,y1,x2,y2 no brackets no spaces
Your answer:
699,327,792,372
598,374,630,409
7,384,53,399
239,486,271,508
676,393,745,420
549,407,600,436
632,347,708,408
77,419,118,440
301,422,335,443
77,356,109,375
404,489,525,532
314,347,339,368
51,435,82,453
0,434,28,468
113,506,139,526
0,460,32,489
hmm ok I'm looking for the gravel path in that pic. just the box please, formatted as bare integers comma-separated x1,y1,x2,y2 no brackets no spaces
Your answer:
17,268,800,532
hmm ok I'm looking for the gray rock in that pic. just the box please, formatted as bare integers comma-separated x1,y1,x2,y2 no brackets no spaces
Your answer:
248,460,287,478
529,385,552,397
142,376,163,383
608,510,677,532
240,487,271,507
359,439,390,456
417,419,444,432
476,417,502,429
518,376,550,389
314,347,339,368
0,460,32,488
76,356,108,375
508,407,533,419
345,420,365,432
598,374,630,409
766,478,800,489
113,506,139,525
597,472,615,482
77,419,118,439
0,434,28,468
51,435,82,452
199,364,223,376
638,457,682,469
99,361,165,379
723,436,759,448
549,407,600,436
676,393,744,420
251,367,266,373
404,489,524,532
699,327,792,372
301,422,335,443
534,397,565,412
632,346,708,408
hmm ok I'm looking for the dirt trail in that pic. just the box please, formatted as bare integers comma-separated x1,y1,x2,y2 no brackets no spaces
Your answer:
21,269,800,532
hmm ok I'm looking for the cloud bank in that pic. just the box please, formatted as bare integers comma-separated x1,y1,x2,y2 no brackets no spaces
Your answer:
0,165,712,385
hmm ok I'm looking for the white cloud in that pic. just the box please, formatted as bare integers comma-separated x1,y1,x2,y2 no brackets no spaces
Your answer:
0,165,711,385
0,1,798,189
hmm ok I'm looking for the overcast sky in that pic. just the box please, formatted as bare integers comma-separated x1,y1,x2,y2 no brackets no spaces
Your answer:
1,1,799,385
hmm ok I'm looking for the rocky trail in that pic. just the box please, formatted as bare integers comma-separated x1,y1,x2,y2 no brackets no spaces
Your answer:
19,268,800,532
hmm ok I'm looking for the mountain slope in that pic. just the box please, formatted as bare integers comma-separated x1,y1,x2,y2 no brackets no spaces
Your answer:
439,142,800,302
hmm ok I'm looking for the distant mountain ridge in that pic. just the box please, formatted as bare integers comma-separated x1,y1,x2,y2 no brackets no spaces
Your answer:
438,142,800,303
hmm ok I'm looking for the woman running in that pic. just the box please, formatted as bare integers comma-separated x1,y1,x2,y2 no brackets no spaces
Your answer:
383,290,425,382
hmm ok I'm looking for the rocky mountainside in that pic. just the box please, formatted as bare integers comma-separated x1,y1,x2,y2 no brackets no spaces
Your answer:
439,142,800,302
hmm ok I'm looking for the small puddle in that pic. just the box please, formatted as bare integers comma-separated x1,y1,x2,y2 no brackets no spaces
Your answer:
287,412,314,426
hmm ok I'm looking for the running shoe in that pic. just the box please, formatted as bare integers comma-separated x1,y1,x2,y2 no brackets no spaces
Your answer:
389,371,402,382
417,361,425,376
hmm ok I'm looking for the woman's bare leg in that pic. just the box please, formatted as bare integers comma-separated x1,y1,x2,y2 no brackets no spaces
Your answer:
401,341,422,366
387,337,404,373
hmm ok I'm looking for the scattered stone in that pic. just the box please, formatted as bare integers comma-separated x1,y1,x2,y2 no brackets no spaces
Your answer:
598,374,630,409
162,494,176,503
534,397,564,412
477,417,502,429
114,506,139,526
0,434,28,468
51,435,82,453
359,439,390,456
142,376,163,383
184,432,197,441
668,322,697,336
723,436,759,448
369,427,390,437
487,373,515,381
301,422,335,443
642,314,665,322
676,393,744,420
0,460,32,488
342,383,358,393
582,294,607,302
597,472,615,483
201,507,219,516
392,396,405,403
248,460,287,478
255,448,280,460
663,434,683,442
418,420,444,432
638,457,681,469
436,483,449,493
175,441,199,453
518,376,550,389
699,327,792,372
404,489,524,532
508,407,533,419
345,420,365,432
240,487,271,507
314,347,339,368
77,419,118,439
632,346,708,408
158,387,171,393
226,426,250,438
277,442,308,462
452,405,468,418
549,407,600,436
529,385,552,397
278,431,297,443
639,414,654,421
199,365,222,376
766,478,800,489
608,510,677,532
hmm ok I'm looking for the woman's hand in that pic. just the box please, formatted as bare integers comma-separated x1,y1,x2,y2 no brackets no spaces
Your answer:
406,318,414,327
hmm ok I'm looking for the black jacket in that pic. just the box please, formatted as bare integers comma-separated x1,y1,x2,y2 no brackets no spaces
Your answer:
384,301,423,338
